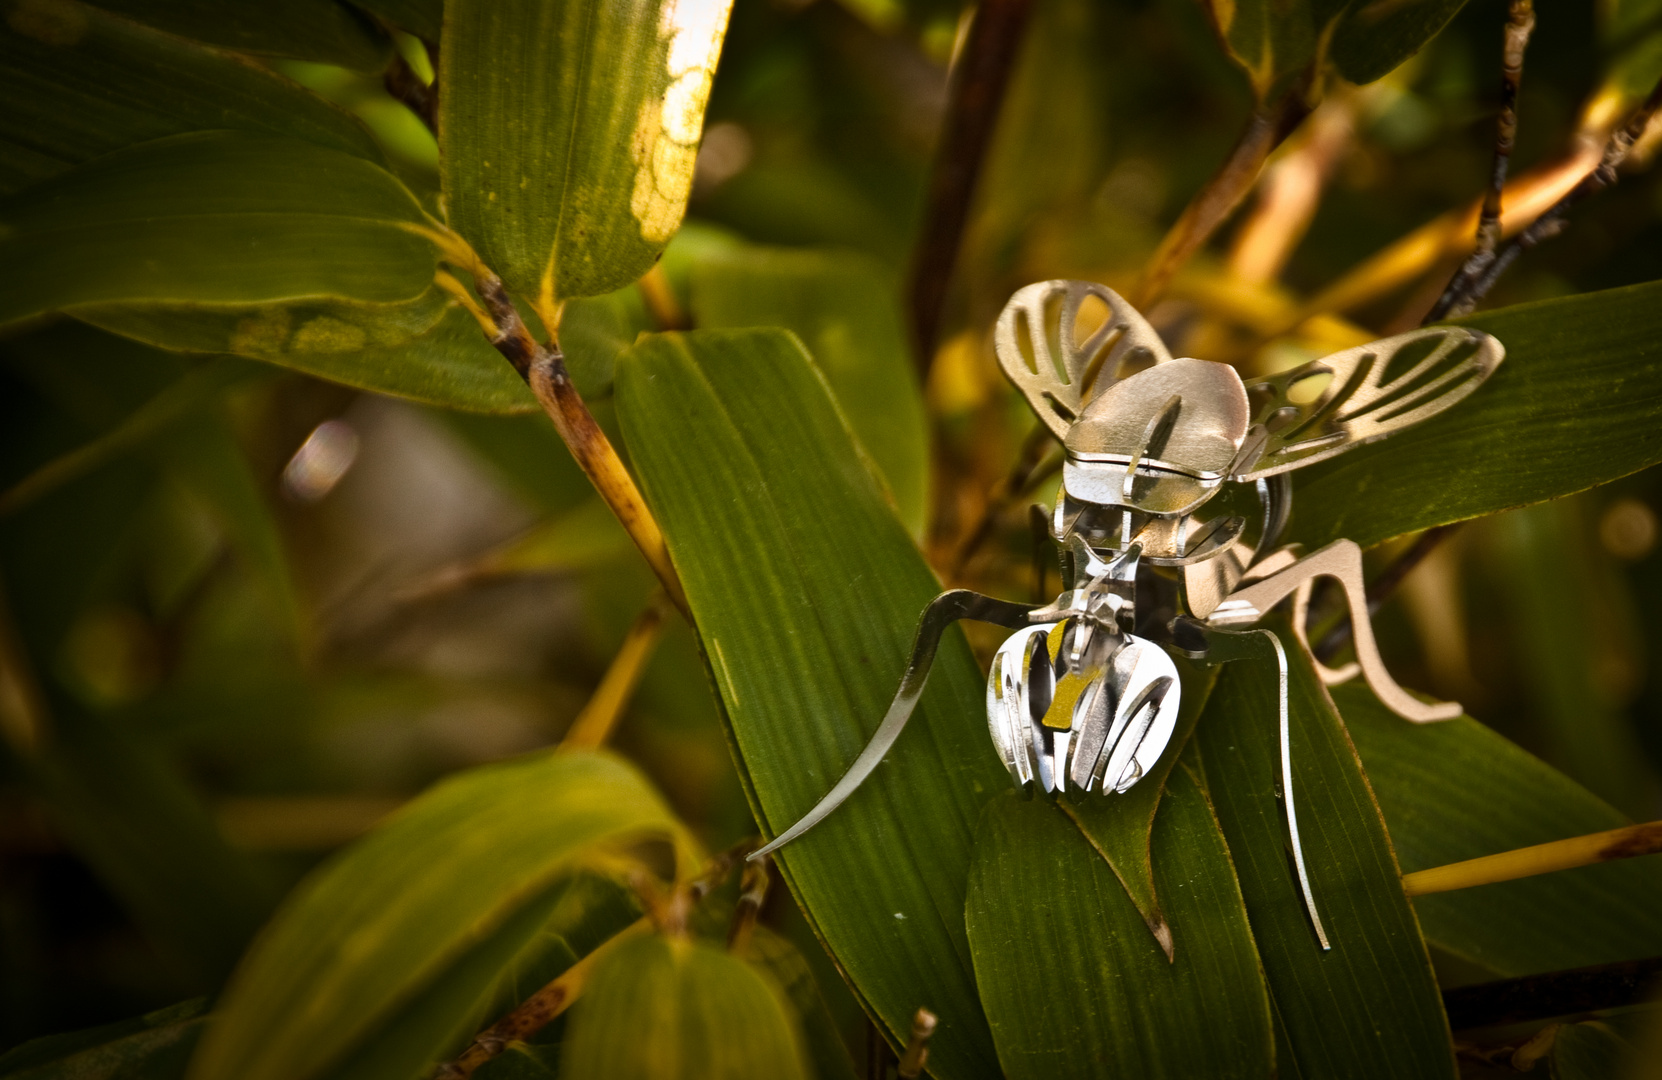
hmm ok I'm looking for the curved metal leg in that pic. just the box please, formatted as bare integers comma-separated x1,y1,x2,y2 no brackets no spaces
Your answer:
1291,579,1361,686
749,590,1037,860
1209,539,1460,723
1175,623,1331,951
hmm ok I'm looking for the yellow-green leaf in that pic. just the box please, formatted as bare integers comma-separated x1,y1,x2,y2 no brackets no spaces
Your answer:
561,934,810,1080
440,0,733,307
188,750,697,1080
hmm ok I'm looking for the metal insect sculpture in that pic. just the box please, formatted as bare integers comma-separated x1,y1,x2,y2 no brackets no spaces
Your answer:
751,280,1504,947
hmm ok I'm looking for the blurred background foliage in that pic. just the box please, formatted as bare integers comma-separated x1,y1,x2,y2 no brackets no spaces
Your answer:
2,0,1662,1076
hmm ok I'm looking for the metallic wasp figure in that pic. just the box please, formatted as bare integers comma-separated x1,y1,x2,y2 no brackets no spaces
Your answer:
751,280,1503,947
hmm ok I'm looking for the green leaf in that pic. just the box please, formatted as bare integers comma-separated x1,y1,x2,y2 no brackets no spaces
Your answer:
0,998,207,1080
689,246,929,537
1330,1,1472,86
965,769,1273,1079
475,1043,559,1080
1337,682,1662,977
0,132,440,329
0,0,385,195
189,750,697,1080
1198,0,1347,101
79,0,391,72
616,328,1005,1079
1291,282,1662,550
1550,1022,1633,1080
1194,623,1455,1079
440,0,733,306
1061,658,1217,945
739,926,860,1080
352,0,443,42
560,934,809,1080
77,291,540,415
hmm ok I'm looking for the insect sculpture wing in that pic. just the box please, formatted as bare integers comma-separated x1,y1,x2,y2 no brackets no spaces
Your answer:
994,280,1175,441
1232,326,1505,479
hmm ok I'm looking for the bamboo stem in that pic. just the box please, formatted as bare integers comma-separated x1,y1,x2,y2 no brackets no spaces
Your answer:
438,917,653,1079
896,1008,939,1079
1402,821,1662,897
560,596,670,751
1131,91,1313,310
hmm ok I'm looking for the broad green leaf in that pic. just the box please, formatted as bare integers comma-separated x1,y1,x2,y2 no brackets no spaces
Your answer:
1337,682,1662,977
1550,1022,1633,1080
1329,1,1471,86
189,750,697,1080
0,0,384,195
966,770,1273,1079
0,998,207,1080
1062,658,1217,946
1194,624,1455,1079
0,132,440,329
440,0,734,307
1292,282,1662,550
740,926,860,1080
561,934,809,1080
1199,0,1347,101
352,0,443,42
31,714,280,983
616,328,1006,1079
690,246,929,537
77,291,540,415
80,0,391,72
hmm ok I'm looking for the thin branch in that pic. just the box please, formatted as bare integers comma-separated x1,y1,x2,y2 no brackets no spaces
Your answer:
1402,820,1662,897
465,267,690,618
560,594,670,751
1447,72,1662,317
725,855,770,953
1312,523,1461,662
1425,0,1536,324
1131,89,1314,310
908,0,1037,373
1443,956,1662,1030
896,1008,939,1079
385,49,437,135
437,917,653,1079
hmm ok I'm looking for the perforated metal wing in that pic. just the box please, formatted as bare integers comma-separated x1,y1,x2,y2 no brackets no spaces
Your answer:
994,280,1175,441
1232,325,1505,480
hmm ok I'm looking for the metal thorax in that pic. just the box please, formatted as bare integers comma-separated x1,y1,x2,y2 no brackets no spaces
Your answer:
751,279,1504,950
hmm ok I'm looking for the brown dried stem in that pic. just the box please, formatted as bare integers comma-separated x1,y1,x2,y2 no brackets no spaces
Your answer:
1444,956,1662,1030
1131,90,1314,310
725,855,770,953
908,0,1037,373
560,595,670,751
1450,72,1662,315
1426,0,1536,322
437,917,653,1079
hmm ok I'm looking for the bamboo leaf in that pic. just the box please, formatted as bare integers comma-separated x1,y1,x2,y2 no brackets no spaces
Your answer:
1337,682,1662,977
440,0,733,307
1194,624,1456,1079
80,0,391,72
739,926,860,1080
0,998,207,1080
616,328,1005,1079
561,934,810,1080
0,132,440,329
1550,1022,1633,1080
1061,658,1217,945
1292,282,1662,550
352,0,442,42
0,0,385,195
1197,0,1347,101
1330,0,1471,85
689,245,929,536
188,750,697,1080
965,769,1273,1079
